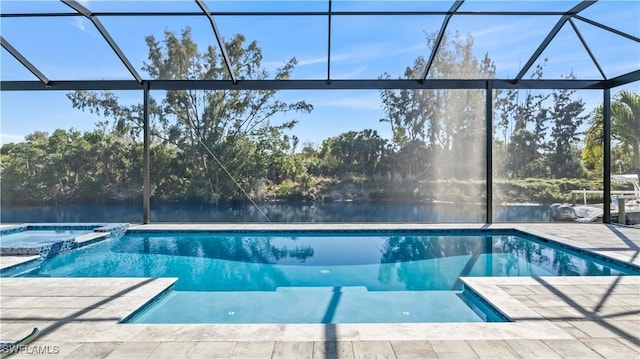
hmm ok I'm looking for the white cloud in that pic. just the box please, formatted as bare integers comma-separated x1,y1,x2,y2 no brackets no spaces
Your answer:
331,66,369,79
469,24,519,41
301,41,425,68
0,133,25,145
388,43,428,57
312,92,381,111
606,60,640,77
334,42,392,63
52,66,135,80
296,55,327,67
72,17,88,33
263,52,356,71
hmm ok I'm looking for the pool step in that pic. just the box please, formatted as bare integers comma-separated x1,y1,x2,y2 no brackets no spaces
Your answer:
125,289,497,324
275,286,368,293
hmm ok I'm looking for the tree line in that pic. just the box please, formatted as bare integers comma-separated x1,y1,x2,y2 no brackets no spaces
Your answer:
2,28,638,206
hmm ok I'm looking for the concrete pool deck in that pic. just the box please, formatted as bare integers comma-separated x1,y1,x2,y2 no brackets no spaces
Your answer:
0,223,638,358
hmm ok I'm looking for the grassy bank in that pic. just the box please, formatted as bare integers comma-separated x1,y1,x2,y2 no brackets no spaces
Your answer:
268,177,628,205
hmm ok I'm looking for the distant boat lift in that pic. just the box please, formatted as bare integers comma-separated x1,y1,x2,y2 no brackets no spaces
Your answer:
551,174,640,225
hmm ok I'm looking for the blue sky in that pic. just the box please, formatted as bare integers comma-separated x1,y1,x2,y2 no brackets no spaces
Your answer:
1,0,639,146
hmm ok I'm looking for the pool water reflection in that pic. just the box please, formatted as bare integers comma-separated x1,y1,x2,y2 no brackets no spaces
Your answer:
27,230,635,291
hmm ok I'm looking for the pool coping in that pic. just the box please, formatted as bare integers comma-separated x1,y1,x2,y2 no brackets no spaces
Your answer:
2,275,637,343
0,255,40,273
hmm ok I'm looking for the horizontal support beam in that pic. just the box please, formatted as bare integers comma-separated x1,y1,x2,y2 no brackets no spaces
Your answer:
0,81,143,91
0,11,579,18
0,79,610,91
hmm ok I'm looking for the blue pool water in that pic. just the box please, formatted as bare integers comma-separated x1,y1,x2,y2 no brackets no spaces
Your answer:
17,230,638,323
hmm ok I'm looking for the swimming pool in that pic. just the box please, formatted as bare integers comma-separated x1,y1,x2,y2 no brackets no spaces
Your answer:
15,229,639,323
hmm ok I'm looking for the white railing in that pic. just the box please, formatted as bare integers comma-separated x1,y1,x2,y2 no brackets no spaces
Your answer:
570,190,638,206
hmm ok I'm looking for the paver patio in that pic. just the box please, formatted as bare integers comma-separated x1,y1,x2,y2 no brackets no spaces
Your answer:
0,223,638,358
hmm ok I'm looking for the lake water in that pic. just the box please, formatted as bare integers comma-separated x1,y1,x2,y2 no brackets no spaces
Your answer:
0,202,549,223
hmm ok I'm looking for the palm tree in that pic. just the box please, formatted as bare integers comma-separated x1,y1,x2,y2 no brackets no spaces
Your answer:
584,90,640,178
